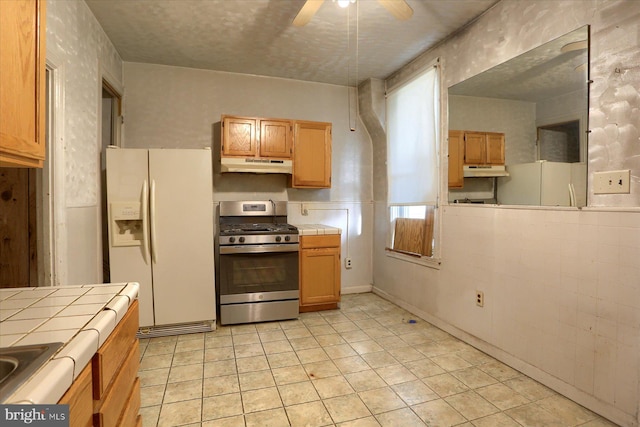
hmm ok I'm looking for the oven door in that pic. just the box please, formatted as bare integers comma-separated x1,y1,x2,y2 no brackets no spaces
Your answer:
218,244,299,304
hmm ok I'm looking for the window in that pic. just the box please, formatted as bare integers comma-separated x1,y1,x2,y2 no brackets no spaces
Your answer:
386,64,440,259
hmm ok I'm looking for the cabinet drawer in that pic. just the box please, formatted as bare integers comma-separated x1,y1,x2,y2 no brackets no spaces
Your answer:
58,363,93,427
92,300,139,399
300,234,340,249
117,377,140,427
94,342,139,427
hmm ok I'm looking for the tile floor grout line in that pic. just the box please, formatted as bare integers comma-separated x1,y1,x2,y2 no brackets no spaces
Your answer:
138,293,618,427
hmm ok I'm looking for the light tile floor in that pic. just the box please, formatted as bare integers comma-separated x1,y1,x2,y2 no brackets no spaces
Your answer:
138,293,619,427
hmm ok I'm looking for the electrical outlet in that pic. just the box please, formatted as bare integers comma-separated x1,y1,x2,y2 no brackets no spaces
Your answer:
345,258,352,269
476,291,484,307
301,204,309,216
593,170,631,194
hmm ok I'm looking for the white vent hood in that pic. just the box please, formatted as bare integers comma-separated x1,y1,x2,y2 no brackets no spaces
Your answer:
221,157,292,174
463,165,510,177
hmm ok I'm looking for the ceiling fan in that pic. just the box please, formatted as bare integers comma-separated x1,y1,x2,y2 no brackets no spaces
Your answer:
292,0,414,27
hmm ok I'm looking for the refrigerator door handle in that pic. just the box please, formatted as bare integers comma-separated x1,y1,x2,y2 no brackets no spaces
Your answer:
568,183,576,207
141,179,150,263
150,179,158,264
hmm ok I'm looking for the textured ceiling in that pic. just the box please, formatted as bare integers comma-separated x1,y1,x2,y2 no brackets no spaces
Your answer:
85,0,498,86
449,26,589,103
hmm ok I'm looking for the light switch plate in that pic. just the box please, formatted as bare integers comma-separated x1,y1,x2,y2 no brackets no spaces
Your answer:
593,170,631,194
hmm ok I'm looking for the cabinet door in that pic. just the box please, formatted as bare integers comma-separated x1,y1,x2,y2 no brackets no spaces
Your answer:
0,0,46,168
463,132,485,165
448,130,464,188
259,119,292,158
59,363,93,427
485,132,505,165
292,121,332,188
300,246,340,306
222,116,257,157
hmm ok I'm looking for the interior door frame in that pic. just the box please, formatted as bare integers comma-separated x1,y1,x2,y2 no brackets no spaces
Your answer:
98,65,124,283
43,53,66,286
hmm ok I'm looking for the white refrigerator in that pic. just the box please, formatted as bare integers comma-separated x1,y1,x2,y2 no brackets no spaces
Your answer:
497,161,586,207
106,148,216,332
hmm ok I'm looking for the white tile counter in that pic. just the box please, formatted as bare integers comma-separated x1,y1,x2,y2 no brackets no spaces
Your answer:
0,282,139,404
294,224,342,235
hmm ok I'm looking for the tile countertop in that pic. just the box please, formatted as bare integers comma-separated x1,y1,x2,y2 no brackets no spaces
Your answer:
294,224,342,235
0,282,139,404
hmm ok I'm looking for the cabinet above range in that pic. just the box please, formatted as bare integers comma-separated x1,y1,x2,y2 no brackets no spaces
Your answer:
221,115,293,173
448,130,507,188
220,114,332,188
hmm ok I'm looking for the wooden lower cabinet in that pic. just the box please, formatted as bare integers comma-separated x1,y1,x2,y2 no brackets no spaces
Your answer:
58,363,93,427
93,300,140,427
59,300,141,427
299,235,341,312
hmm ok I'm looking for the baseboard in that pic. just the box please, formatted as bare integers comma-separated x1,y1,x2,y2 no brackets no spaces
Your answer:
341,284,373,294
372,286,636,427
137,320,215,338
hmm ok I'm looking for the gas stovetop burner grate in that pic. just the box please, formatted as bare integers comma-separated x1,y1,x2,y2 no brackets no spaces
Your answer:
220,223,298,235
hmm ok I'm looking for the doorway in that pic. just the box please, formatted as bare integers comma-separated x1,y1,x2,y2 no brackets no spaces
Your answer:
100,80,122,283
537,120,581,163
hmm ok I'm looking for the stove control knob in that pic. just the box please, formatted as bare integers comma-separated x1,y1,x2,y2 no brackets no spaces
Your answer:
284,235,291,242
229,237,235,243
239,237,245,243
275,236,282,242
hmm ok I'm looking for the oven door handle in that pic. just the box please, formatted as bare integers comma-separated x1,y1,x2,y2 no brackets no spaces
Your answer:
220,244,299,254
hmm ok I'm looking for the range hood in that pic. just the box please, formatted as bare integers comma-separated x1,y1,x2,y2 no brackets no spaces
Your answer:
221,157,292,174
463,165,510,177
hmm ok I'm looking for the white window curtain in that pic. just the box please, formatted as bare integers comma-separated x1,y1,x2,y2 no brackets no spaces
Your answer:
386,66,439,206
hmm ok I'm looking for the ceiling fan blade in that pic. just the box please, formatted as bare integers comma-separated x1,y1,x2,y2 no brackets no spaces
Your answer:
292,0,325,27
378,0,413,21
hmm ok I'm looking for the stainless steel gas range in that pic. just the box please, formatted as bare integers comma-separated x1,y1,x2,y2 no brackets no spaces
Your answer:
216,201,299,325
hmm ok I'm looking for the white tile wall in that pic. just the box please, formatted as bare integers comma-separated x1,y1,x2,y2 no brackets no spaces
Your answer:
374,203,640,425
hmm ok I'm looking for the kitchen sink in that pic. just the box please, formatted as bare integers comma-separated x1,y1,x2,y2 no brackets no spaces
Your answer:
0,342,63,402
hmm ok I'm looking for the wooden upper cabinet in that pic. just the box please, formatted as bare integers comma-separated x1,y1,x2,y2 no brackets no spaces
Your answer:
221,115,292,159
463,132,486,165
221,116,257,157
0,0,46,168
448,130,464,188
462,131,505,165
259,119,292,158
291,120,332,188
485,132,505,165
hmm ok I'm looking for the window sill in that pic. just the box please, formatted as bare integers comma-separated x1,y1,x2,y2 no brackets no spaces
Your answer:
385,249,441,270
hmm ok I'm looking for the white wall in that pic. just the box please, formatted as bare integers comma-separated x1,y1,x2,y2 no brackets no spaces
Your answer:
448,96,537,164
46,0,123,285
122,63,374,293
372,1,640,426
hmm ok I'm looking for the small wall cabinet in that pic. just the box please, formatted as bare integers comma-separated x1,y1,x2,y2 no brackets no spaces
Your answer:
221,115,292,159
0,0,46,168
463,131,505,165
299,234,341,312
448,130,464,188
291,120,332,188
221,114,332,188
448,130,505,188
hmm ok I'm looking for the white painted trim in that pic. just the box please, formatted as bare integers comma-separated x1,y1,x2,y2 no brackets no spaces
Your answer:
371,286,634,427
45,52,67,286
98,61,125,283
341,285,372,294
